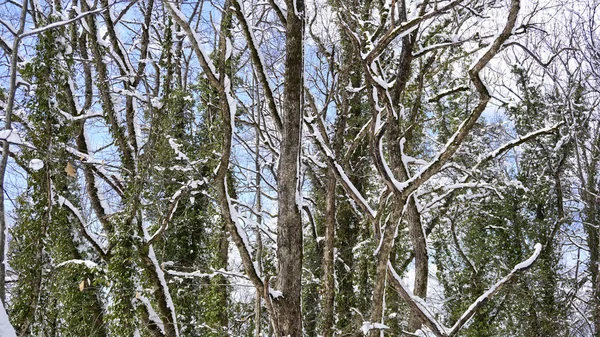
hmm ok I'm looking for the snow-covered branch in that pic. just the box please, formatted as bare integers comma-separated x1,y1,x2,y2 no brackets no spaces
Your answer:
232,0,283,131
56,195,108,258
387,243,543,337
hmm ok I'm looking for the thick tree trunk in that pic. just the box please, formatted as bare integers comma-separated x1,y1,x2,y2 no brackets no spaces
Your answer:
322,167,336,337
388,2,428,331
274,1,305,335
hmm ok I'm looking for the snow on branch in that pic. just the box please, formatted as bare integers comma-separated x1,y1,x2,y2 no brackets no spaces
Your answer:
364,0,465,63
396,0,522,200
387,262,449,336
232,0,282,131
166,268,249,280
447,243,543,336
305,112,377,221
137,293,166,335
147,246,180,336
423,122,561,213
19,7,106,39
0,129,34,149
387,243,543,337
146,181,196,245
55,259,102,270
56,195,108,258
162,1,220,87
57,109,103,122
361,321,390,334
473,122,562,171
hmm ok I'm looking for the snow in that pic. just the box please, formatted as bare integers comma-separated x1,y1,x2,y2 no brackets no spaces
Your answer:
372,88,384,113
227,191,255,256
96,24,111,48
94,176,112,215
56,259,99,269
224,75,237,131
19,7,106,38
147,246,179,336
225,37,233,61
167,268,233,279
269,289,283,299
56,195,105,252
165,2,219,80
151,97,163,109
378,137,408,192
335,162,376,218
483,123,560,162
0,129,23,145
0,19,17,36
346,84,365,93
0,300,16,337
308,119,376,219
132,97,143,152
167,137,189,161
360,321,389,334
447,243,543,334
513,243,542,270
138,294,165,334
387,262,449,334
28,159,44,171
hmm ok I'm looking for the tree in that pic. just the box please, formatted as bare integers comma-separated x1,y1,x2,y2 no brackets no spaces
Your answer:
0,0,599,335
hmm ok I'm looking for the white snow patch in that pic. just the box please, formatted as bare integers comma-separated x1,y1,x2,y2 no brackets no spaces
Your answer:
28,159,44,171
0,129,23,145
360,321,389,334
269,289,283,299
0,299,16,337
56,259,99,269
147,246,179,336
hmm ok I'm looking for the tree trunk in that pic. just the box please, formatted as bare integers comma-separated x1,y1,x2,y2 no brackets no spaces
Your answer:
274,0,305,335
322,167,336,337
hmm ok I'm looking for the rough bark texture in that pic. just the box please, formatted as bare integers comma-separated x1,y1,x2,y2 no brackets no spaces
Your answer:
273,1,305,335
368,1,429,332
322,168,336,337
388,2,430,330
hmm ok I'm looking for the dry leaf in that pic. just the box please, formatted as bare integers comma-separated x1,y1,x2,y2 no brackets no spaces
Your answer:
79,280,85,291
65,162,76,177
135,291,140,299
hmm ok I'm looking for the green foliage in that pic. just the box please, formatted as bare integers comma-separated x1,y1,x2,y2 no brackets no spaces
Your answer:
433,67,571,336
9,20,108,336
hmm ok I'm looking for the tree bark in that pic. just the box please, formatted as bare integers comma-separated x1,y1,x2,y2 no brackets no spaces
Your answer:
0,0,29,306
322,165,336,337
273,0,305,335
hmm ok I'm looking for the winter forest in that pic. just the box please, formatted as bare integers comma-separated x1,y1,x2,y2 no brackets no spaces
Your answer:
0,0,599,335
